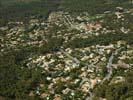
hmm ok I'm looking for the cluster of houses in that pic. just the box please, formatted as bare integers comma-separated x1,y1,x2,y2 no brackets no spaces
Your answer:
26,40,132,99
0,7,133,99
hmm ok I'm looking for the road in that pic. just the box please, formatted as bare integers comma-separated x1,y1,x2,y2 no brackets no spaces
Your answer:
86,48,122,100
60,48,122,100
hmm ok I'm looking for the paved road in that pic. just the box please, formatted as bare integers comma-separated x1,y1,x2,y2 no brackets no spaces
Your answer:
86,48,122,100
61,48,122,100
101,48,122,84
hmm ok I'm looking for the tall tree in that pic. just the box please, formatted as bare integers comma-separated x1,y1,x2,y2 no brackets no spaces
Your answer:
131,0,133,4
0,1,2,7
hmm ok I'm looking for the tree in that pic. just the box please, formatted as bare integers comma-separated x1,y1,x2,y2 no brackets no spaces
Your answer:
131,0,133,4
0,1,2,7
0,50,44,99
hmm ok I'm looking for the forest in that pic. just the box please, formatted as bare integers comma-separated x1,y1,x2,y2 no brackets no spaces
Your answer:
0,0,132,26
0,0,61,26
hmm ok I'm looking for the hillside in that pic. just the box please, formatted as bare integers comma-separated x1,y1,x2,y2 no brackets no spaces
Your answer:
0,0,133,100
0,0,61,26
0,0,41,5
